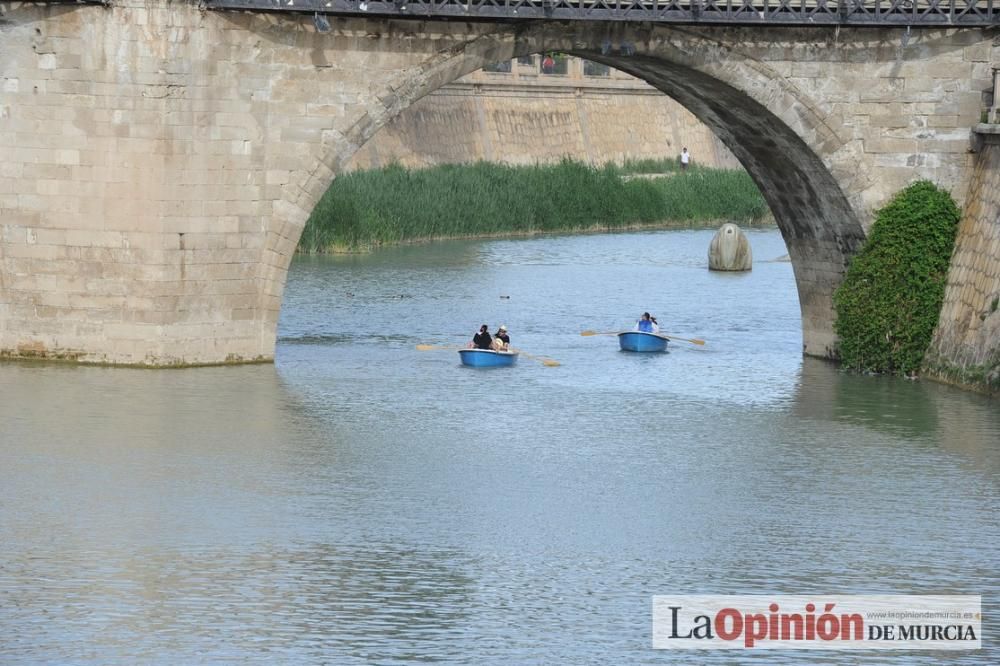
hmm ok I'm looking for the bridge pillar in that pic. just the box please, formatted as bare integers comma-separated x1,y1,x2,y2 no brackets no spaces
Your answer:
0,2,285,364
925,127,1000,395
1,1,484,365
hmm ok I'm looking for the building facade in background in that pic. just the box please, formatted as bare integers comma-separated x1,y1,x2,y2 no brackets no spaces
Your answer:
347,56,741,172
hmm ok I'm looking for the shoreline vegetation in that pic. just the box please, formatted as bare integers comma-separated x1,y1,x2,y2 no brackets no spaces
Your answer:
299,159,772,254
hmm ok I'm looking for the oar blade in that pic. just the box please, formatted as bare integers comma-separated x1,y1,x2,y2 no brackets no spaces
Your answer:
661,334,707,346
672,336,706,346
512,349,560,367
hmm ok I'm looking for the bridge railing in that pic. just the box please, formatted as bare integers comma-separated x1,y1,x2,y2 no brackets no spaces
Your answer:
203,0,998,26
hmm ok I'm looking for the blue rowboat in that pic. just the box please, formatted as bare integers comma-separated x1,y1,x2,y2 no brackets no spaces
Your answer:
618,331,669,353
458,349,519,367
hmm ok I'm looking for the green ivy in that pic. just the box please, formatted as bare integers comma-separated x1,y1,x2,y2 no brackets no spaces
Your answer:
833,180,960,375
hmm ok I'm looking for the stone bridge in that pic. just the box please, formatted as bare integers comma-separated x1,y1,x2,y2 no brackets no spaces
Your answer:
0,0,996,365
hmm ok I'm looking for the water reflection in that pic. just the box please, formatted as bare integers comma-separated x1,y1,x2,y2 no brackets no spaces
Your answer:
1,229,996,663
793,357,1000,472
2,543,478,663
792,358,940,437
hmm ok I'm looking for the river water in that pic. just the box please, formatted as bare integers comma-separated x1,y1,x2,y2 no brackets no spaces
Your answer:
1,229,997,664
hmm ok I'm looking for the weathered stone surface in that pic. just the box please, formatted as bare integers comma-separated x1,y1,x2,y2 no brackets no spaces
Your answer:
0,1,997,365
348,58,740,171
708,223,752,272
925,130,1000,396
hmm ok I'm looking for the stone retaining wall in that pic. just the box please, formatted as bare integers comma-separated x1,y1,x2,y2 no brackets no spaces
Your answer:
348,59,740,171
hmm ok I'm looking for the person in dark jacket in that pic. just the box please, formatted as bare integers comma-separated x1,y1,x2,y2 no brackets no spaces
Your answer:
472,325,493,350
492,325,510,351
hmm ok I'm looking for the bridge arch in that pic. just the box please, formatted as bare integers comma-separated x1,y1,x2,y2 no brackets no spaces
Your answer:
1,2,992,365
293,22,869,357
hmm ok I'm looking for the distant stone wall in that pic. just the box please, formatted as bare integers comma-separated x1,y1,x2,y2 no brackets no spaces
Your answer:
925,127,1000,396
348,58,740,171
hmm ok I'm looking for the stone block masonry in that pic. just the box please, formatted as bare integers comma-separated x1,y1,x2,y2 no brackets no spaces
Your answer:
925,127,1000,396
0,0,996,365
348,57,740,171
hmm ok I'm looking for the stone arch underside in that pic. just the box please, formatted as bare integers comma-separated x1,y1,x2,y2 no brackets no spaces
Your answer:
1,2,991,365
294,22,869,358
574,51,869,358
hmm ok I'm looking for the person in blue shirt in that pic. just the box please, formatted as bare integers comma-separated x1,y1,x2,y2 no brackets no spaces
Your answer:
636,312,660,333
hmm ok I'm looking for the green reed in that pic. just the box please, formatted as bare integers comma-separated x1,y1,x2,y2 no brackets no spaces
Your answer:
299,160,769,253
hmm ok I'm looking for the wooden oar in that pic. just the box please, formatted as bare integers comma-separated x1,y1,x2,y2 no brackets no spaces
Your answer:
580,330,706,346
511,349,560,367
659,333,706,346
416,343,463,351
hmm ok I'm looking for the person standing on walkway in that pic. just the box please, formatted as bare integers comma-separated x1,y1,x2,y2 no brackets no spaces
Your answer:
680,147,690,171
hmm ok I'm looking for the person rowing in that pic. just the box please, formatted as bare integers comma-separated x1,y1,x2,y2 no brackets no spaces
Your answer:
471,324,493,350
635,312,660,334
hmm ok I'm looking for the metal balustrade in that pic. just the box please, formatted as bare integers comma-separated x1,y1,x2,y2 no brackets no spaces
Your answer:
202,0,999,26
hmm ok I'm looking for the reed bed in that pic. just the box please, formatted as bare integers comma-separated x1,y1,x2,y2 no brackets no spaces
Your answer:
299,160,769,253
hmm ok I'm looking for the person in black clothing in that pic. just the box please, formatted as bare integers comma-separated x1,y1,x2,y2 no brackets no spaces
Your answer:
472,325,493,350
